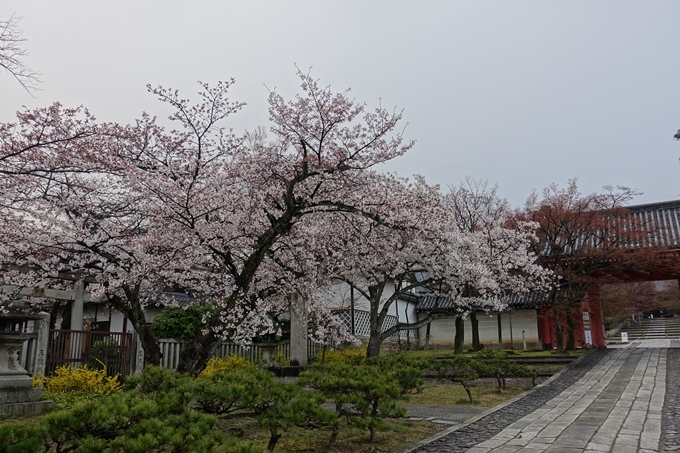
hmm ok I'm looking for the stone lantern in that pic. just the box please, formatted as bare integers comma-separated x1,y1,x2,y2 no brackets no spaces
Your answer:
0,312,53,417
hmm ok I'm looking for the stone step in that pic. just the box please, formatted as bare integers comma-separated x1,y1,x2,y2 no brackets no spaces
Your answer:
0,400,53,418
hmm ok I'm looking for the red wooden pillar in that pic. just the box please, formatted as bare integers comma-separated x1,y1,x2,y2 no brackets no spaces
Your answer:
538,306,555,349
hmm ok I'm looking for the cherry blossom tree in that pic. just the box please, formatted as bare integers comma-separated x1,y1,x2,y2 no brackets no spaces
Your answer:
0,71,416,373
445,178,531,352
297,174,547,358
0,102,188,365
125,72,415,373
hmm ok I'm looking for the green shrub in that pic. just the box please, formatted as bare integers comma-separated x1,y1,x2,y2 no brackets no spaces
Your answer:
124,365,191,394
476,349,537,393
123,365,196,415
41,392,228,453
191,365,336,451
0,423,43,453
192,366,273,416
299,362,407,444
151,304,214,341
370,353,434,395
20,365,267,453
255,381,336,452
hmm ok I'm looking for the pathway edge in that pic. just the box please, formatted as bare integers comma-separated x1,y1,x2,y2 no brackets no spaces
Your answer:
395,349,600,453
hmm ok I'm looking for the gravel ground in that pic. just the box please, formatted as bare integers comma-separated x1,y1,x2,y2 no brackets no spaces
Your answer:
662,347,680,452
404,348,610,453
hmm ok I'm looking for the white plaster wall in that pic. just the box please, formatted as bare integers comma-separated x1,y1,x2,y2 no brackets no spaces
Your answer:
418,309,540,349
321,281,417,320
499,309,539,347
76,304,162,334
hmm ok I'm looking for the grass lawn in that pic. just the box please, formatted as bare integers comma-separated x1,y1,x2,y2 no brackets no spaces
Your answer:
407,383,531,407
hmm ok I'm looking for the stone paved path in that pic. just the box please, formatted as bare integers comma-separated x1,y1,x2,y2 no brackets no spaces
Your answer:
466,347,666,452
402,341,680,453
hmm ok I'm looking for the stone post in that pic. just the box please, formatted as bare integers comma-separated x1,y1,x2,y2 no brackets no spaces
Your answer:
289,293,308,367
31,312,49,376
71,281,85,331
134,333,145,373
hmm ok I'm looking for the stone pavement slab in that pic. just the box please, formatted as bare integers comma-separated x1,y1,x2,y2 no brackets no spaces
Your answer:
472,348,666,452
400,349,610,453
400,344,680,453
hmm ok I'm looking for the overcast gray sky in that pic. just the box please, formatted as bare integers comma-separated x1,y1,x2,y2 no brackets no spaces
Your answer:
2,1,679,207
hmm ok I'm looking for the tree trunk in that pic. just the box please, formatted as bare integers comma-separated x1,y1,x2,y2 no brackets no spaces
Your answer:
424,321,431,348
329,426,339,448
108,292,162,367
176,331,220,375
136,323,162,367
50,301,63,330
566,309,576,350
267,431,281,452
59,301,72,330
553,308,564,351
470,311,482,351
462,381,474,403
367,332,382,358
454,316,465,355
367,288,384,358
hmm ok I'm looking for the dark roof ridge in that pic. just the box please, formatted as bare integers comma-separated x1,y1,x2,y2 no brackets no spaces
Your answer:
625,199,680,212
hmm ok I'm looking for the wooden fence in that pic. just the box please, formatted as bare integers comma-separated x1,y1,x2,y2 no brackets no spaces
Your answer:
45,330,334,375
47,330,133,376
157,338,333,371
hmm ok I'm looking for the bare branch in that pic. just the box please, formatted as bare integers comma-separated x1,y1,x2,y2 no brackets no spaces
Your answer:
0,14,41,94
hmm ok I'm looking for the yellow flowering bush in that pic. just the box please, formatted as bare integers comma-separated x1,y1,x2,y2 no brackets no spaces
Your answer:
198,354,250,379
316,343,367,365
271,350,289,367
31,366,47,388
44,364,122,395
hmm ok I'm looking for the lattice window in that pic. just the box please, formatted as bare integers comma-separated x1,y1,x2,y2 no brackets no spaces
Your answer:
333,309,418,339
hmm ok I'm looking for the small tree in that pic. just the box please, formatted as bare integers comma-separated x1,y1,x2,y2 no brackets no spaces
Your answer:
476,350,536,393
191,365,272,416
431,356,481,403
298,361,408,444
255,382,337,452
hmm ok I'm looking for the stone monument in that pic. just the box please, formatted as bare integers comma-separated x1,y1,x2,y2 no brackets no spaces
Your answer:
0,312,53,417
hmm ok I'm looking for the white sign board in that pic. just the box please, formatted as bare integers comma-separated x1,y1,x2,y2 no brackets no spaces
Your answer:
585,331,592,345
621,332,629,343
